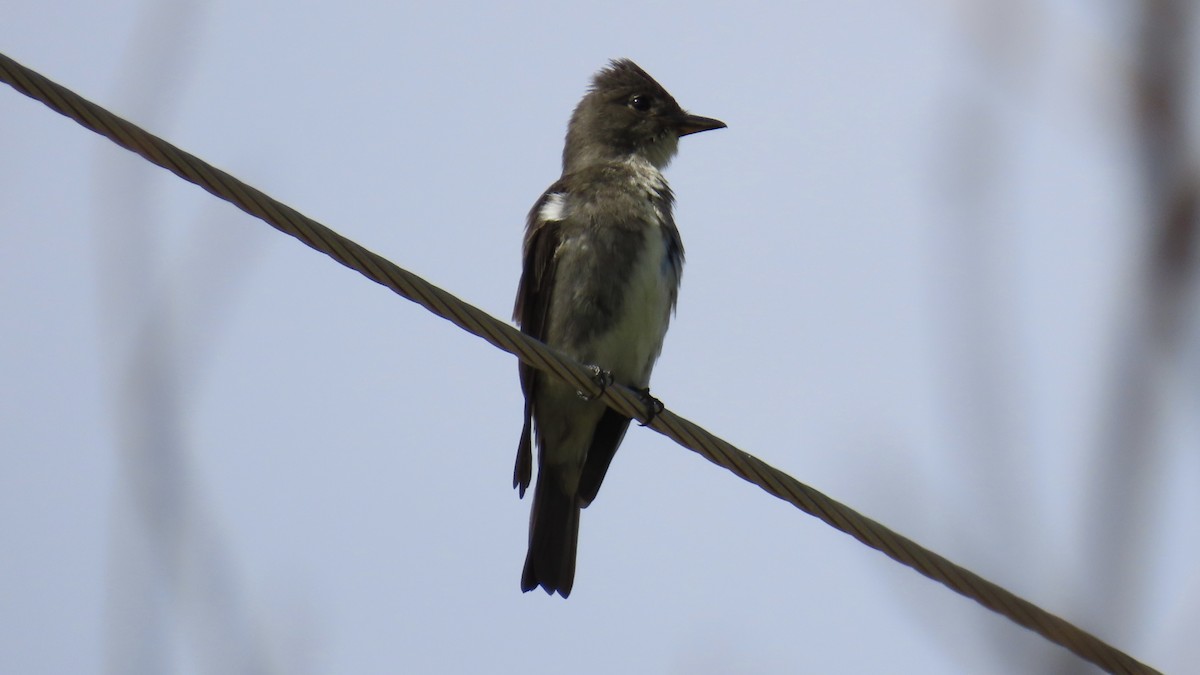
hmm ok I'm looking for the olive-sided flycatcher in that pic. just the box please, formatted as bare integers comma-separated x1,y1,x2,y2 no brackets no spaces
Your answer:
513,59,725,597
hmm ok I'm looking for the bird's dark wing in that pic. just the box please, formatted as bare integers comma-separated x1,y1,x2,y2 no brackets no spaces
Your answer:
576,408,632,507
512,186,567,497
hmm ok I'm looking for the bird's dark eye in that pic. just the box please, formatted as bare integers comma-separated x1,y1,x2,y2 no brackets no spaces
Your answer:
628,95,652,112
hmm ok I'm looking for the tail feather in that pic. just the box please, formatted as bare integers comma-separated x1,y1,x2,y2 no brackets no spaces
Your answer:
521,477,580,598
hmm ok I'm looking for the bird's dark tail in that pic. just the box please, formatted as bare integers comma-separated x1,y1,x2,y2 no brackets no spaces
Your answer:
521,477,580,598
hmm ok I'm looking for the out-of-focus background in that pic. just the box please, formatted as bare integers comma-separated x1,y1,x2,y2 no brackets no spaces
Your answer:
2,2,1196,673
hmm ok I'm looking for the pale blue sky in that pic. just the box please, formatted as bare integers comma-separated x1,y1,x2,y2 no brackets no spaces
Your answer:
2,2,1195,674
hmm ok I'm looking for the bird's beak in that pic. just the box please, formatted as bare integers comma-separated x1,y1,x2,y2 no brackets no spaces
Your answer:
677,113,727,137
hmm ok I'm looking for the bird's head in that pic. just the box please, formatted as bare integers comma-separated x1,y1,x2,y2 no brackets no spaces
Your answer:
563,59,725,173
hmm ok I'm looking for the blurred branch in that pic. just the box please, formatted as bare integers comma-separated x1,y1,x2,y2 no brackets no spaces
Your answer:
936,2,1046,670
1079,1,1198,672
94,2,278,674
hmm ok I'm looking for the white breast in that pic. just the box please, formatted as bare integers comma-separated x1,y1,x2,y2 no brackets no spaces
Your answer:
588,226,675,388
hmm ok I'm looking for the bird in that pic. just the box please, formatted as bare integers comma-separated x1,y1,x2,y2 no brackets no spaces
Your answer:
512,58,725,597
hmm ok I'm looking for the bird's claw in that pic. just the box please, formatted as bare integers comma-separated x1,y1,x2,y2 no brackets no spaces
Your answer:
635,387,664,426
576,365,614,401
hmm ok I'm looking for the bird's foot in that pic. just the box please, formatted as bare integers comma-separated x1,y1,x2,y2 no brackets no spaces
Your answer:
576,365,614,401
635,387,664,426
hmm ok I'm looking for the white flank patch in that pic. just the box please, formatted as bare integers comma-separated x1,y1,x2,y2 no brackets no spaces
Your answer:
538,193,567,222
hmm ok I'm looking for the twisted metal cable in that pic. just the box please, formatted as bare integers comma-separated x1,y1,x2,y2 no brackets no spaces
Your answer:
0,52,1160,675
